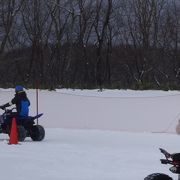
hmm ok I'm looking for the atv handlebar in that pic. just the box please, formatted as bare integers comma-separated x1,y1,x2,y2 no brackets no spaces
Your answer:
159,148,171,158
159,148,174,165
159,148,180,166
3,107,16,113
160,159,174,165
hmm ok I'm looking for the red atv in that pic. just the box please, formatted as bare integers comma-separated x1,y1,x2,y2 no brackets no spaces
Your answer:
144,148,180,180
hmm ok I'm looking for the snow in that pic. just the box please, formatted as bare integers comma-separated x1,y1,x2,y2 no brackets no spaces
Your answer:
0,88,180,179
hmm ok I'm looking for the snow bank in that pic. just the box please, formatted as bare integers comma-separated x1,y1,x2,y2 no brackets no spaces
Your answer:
0,88,180,133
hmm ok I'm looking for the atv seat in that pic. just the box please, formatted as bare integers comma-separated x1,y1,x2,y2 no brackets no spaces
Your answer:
16,113,43,126
29,113,43,120
17,113,43,121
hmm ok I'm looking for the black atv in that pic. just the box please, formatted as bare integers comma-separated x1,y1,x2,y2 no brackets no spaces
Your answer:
144,148,180,180
0,108,45,142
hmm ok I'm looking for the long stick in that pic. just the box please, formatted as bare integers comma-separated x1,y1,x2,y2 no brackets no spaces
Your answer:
36,81,39,125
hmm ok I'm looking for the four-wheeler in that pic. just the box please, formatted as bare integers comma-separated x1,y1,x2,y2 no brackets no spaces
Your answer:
0,108,45,142
144,148,180,180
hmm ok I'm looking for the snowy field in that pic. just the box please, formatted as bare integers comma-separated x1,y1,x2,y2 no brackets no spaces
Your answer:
0,89,180,179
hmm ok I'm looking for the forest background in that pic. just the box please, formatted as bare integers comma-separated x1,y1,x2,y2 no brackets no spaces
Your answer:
0,0,180,90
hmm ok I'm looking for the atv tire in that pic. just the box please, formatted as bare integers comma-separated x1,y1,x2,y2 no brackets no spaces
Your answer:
144,173,173,180
30,125,45,141
17,125,27,142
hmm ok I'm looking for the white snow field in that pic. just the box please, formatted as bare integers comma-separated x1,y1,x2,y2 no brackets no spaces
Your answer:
0,89,180,180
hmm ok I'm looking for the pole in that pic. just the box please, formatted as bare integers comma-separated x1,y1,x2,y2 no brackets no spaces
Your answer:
36,80,39,125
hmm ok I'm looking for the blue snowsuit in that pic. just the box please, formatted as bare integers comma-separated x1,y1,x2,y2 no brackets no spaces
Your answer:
2,91,30,124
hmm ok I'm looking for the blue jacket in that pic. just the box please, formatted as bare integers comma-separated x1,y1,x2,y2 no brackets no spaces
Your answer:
11,91,30,117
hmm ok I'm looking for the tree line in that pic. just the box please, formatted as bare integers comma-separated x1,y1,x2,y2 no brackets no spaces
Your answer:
0,0,180,90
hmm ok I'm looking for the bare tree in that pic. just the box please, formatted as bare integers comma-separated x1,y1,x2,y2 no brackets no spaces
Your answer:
113,0,167,88
21,0,53,86
0,0,24,55
93,0,112,89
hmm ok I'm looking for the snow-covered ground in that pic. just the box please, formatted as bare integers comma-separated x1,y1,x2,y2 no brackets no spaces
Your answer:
0,89,180,180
